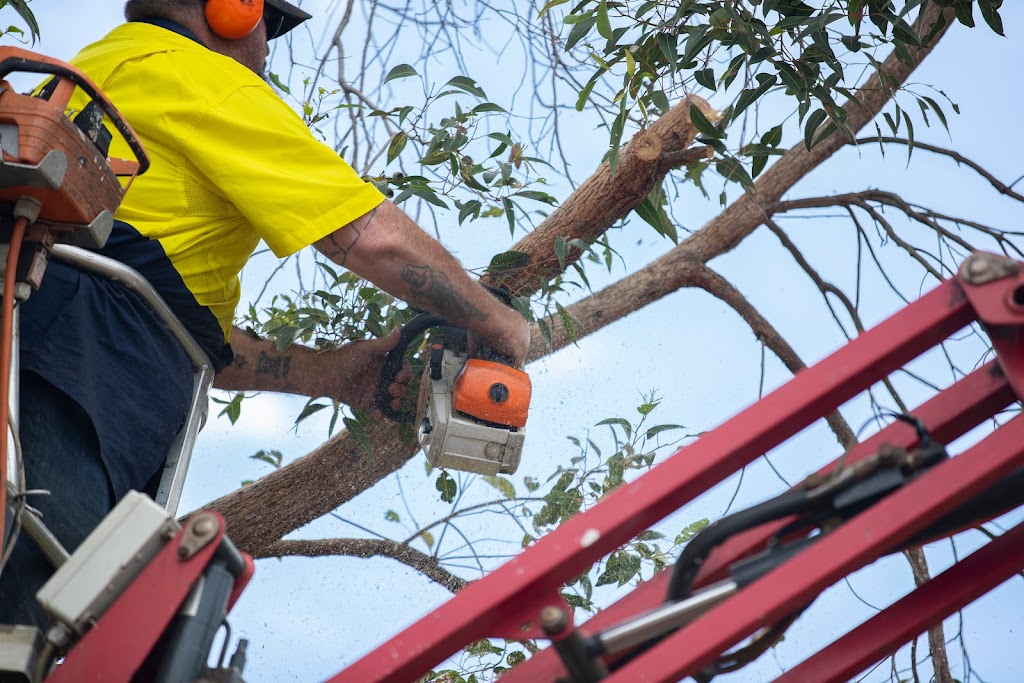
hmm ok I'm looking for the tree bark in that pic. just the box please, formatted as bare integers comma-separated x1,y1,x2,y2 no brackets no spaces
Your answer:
487,96,716,296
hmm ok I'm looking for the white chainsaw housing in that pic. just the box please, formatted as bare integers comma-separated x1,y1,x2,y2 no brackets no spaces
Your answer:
418,348,524,475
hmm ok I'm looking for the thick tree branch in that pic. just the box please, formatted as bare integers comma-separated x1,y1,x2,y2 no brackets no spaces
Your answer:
483,95,717,295
262,538,468,593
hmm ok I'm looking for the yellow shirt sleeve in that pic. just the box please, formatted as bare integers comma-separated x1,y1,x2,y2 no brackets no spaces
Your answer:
185,84,385,258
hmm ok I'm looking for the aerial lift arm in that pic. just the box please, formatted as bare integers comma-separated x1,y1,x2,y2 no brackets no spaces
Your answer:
330,252,1024,683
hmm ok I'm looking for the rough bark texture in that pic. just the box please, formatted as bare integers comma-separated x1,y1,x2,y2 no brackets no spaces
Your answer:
202,413,413,553
262,539,468,593
202,6,952,560
485,95,717,295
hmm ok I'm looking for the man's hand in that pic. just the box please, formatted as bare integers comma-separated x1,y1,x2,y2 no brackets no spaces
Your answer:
468,305,531,368
328,328,413,416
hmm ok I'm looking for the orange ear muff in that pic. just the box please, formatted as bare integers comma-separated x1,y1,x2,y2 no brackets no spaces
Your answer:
205,0,264,40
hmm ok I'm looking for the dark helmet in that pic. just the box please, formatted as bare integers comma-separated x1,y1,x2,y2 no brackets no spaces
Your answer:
264,0,312,40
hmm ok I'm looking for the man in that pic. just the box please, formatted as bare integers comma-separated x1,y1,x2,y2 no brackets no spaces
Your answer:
0,0,530,627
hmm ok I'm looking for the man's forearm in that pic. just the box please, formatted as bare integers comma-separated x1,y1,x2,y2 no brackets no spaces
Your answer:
316,201,526,360
214,326,316,394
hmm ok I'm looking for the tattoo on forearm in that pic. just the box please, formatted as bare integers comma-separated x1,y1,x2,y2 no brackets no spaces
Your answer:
233,354,249,369
321,208,377,266
255,351,292,384
401,265,488,323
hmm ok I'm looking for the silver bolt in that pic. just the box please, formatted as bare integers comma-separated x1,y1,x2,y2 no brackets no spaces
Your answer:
540,606,568,635
192,514,218,536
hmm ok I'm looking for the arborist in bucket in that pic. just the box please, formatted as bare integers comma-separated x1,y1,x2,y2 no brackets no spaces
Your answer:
0,0,530,627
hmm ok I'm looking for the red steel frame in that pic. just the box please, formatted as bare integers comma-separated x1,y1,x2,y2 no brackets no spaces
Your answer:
46,512,254,683
329,254,1024,683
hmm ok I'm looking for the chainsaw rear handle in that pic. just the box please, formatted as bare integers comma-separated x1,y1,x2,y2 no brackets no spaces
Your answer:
0,47,150,174
374,286,518,423
375,312,450,423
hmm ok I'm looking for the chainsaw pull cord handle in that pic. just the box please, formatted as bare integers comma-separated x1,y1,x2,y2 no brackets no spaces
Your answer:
0,49,151,174
374,285,517,423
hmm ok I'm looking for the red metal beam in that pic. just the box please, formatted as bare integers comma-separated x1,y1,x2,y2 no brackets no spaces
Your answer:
499,362,1014,683
48,513,228,683
330,280,974,682
774,521,1024,683
603,413,1024,682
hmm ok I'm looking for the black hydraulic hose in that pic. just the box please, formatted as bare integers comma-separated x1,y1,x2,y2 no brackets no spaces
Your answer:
667,488,810,601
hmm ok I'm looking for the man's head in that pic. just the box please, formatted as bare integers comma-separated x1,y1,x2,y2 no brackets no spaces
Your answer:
123,0,311,75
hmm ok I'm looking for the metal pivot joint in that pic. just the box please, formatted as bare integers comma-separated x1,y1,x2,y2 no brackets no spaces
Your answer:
179,513,222,561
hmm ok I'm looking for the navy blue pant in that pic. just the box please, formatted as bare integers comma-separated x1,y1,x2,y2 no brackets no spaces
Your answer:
0,372,115,629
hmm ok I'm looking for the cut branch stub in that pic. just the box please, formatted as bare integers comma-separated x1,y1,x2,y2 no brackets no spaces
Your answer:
485,94,716,296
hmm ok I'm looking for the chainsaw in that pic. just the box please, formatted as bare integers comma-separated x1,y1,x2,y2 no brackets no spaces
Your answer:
375,303,531,476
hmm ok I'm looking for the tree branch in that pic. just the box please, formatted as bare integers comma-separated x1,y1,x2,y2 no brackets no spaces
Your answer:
262,538,468,593
855,136,1024,204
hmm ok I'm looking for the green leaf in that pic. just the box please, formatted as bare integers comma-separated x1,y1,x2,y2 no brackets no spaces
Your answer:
803,108,828,150
596,551,642,587
689,104,723,139
250,449,283,468
385,510,400,523
445,76,487,99
596,417,632,439
566,16,597,51
716,157,753,189
979,1,1004,35
596,0,612,40
576,72,601,112
218,393,244,425
383,64,418,84
486,250,530,277
484,475,516,500
343,414,373,457
675,518,710,545
294,401,328,425
419,530,434,549
387,132,408,164
506,651,526,667
513,190,558,205
538,0,570,17
637,400,659,416
268,72,291,95
471,102,507,115
694,67,716,91
436,470,457,503
645,423,684,439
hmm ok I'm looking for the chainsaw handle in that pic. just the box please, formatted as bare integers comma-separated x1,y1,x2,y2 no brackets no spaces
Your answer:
374,285,517,422
375,312,450,423
0,47,151,175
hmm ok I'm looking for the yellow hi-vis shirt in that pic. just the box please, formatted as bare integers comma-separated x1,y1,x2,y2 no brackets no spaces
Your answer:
68,21,385,344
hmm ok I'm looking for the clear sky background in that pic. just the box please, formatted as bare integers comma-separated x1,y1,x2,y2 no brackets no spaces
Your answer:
11,2,1024,682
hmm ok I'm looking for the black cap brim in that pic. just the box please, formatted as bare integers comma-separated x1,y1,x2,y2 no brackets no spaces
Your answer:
264,0,312,40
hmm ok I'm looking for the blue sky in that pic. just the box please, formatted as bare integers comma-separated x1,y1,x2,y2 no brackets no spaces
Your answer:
14,2,1024,682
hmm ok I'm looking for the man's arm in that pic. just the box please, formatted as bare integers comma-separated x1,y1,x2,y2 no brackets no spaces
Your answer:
214,325,411,412
314,201,530,365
